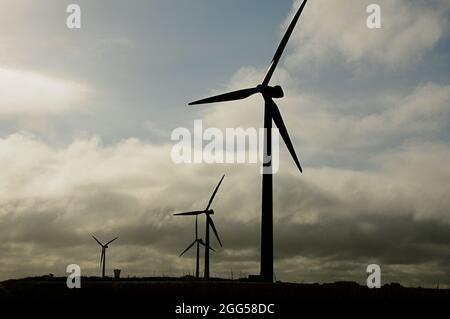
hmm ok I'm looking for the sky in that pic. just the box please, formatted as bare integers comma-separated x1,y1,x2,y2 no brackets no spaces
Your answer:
0,0,450,287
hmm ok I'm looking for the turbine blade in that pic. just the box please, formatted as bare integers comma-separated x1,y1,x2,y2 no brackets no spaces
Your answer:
269,99,303,173
206,175,225,210
106,237,118,246
180,240,197,257
92,235,103,246
189,88,258,105
209,217,223,247
174,211,204,216
199,240,216,252
262,0,308,86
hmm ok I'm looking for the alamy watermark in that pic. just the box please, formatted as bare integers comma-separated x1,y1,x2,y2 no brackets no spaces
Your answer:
66,4,81,29
66,264,81,288
171,120,280,174
65,4,380,31
366,264,381,288
366,4,382,29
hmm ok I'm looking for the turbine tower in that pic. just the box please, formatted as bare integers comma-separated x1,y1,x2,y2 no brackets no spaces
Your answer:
179,215,215,278
188,0,308,282
92,235,118,278
174,175,224,279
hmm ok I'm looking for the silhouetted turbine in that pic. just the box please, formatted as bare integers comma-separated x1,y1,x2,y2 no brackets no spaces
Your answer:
92,235,118,278
179,215,215,278
188,0,308,282
174,175,224,279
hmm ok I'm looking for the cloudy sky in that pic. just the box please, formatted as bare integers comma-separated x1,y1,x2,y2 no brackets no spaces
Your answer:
1,0,450,288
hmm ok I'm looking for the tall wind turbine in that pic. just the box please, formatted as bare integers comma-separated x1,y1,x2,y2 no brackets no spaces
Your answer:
174,175,224,279
179,215,215,278
92,235,118,278
188,0,308,282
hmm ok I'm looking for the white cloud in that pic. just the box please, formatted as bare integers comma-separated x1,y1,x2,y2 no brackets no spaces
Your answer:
0,67,88,117
285,0,449,68
0,129,449,226
303,143,450,222
289,82,450,151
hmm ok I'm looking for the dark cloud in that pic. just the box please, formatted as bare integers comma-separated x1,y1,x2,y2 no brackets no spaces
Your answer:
1,164,449,287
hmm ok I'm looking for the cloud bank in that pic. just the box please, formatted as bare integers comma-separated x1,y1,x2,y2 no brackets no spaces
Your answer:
0,68,87,117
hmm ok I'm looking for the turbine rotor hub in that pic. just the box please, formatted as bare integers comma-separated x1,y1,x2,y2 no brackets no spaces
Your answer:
257,85,284,99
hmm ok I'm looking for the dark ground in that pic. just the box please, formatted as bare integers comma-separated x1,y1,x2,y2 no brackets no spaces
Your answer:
1,276,448,316
1,276,449,300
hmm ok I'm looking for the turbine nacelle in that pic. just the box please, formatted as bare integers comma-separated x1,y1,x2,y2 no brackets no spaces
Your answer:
257,85,284,99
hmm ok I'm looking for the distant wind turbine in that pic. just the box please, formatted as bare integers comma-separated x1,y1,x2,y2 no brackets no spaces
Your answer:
179,215,215,278
92,235,118,278
188,0,308,282
174,175,224,279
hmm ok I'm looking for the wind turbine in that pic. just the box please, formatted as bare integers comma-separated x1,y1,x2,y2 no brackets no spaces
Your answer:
174,175,224,279
188,0,308,282
179,215,215,278
92,235,118,278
